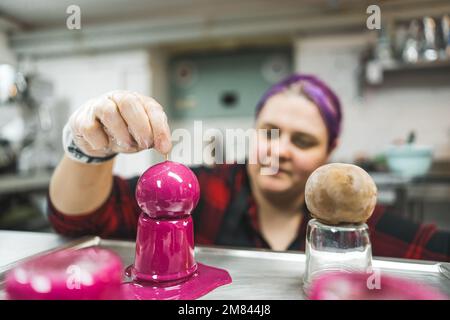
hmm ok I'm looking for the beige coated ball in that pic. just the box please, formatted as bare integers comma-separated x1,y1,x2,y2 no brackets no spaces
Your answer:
305,163,377,225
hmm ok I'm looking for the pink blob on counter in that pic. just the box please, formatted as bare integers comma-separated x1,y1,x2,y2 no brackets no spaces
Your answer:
122,263,231,300
308,271,447,300
5,248,123,300
126,160,232,299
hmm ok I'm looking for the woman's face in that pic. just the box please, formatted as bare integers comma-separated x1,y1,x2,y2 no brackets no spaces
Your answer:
248,92,330,198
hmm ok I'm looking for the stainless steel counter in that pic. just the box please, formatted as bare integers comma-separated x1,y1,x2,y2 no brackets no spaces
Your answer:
0,230,69,268
1,231,449,299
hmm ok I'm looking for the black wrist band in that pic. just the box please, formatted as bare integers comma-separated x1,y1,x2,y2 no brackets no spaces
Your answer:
67,139,117,164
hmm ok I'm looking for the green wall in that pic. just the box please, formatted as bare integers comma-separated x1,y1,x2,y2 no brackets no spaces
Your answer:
168,47,293,119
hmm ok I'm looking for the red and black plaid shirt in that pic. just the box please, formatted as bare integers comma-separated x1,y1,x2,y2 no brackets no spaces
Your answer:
48,163,450,262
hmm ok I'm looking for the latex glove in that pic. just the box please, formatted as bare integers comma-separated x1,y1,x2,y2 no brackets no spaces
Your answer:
63,90,172,160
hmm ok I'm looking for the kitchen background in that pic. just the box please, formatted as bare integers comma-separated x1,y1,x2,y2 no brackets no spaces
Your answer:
0,0,449,233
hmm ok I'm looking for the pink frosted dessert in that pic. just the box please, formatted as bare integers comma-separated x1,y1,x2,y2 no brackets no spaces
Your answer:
130,161,200,283
124,161,232,299
6,248,123,300
308,271,447,300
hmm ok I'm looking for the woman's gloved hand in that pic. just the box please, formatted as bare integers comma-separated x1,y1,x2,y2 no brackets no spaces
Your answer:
63,90,172,163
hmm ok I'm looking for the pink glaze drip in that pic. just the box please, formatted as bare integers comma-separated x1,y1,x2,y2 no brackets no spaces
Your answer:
122,263,232,300
5,248,123,300
131,213,197,282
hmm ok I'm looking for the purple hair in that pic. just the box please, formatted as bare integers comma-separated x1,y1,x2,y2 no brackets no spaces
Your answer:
255,74,342,151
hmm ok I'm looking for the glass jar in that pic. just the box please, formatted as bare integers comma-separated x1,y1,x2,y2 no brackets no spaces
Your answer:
303,219,373,293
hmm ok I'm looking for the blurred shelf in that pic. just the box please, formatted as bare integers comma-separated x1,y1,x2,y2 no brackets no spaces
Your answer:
0,172,52,195
376,189,397,205
406,184,450,203
370,173,409,205
381,59,450,72
363,58,450,87
370,172,450,204
370,172,412,187
371,171,450,186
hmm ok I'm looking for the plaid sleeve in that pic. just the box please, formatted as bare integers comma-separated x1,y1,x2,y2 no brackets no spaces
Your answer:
47,176,140,240
189,165,237,245
47,165,237,244
368,205,450,262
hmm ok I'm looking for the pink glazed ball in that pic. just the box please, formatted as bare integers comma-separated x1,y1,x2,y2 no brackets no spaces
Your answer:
6,248,123,300
135,161,200,219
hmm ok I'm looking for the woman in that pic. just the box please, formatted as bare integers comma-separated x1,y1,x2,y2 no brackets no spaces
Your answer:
48,74,449,261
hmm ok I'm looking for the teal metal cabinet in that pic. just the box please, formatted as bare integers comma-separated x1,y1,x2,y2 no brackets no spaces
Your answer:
169,48,292,119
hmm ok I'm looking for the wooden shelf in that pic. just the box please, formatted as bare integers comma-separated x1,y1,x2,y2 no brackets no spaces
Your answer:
362,58,450,87
381,59,450,72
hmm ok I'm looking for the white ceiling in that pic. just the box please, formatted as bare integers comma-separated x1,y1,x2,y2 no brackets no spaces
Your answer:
2,0,450,57
0,0,329,28
2,0,447,30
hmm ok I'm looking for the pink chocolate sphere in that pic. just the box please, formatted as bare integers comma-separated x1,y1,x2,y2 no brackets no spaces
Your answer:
135,161,200,219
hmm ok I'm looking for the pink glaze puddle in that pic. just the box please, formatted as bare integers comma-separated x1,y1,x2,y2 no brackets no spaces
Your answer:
121,263,232,300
